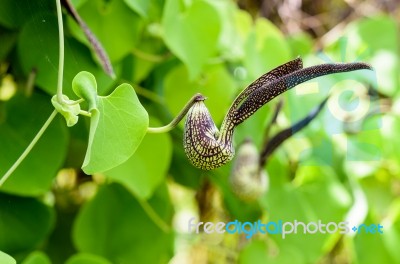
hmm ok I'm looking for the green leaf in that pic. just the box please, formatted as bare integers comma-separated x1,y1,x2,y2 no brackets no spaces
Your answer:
238,240,269,264
234,103,272,148
0,93,68,196
105,118,172,199
0,29,17,61
353,215,393,264
17,13,113,98
381,115,400,169
82,83,149,174
73,183,173,263
63,0,115,77
210,165,263,222
340,15,399,96
21,251,51,264
66,253,112,264
0,251,16,264
0,193,54,254
287,33,314,57
209,0,244,60
72,0,143,62
124,0,150,17
72,71,98,111
257,165,351,263
239,240,305,264
0,0,53,29
162,0,221,79
244,18,291,80
164,63,236,126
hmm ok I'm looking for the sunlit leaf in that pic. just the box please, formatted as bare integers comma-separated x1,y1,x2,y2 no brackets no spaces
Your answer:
0,251,16,264
124,0,150,17
21,251,51,264
82,83,148,174
162,0,221,79
73,183,173,263
66,253,112,264
105,118,172,199
244,18,291,80
164,63,236,126
74,0,143,62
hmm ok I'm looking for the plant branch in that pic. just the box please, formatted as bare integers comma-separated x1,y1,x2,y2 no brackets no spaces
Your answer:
0,110,58,187
62,0,115,77
147,93,206,133
259,99,283,152
56,0,65,103
136,196,171,233
259,97,328,167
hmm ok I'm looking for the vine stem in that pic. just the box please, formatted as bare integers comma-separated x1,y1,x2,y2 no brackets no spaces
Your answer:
0,110,58,187
136,196,171,233
147,93,206,133
56,0,65,103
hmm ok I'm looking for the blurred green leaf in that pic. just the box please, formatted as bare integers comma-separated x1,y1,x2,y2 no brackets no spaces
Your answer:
381,115,400,170
238,240,269,264
0,0,53,29
105,118,172,199
0,251,16,264
244,18,291,80
343,15,399,96
353,215,393,264
66,253,112,264
234,102,272,148
162,0,221,79
17,13,113,97
82,83,148,174
0,93,68,196
74,0,143,62
287,33,314,57
210,165,263,221
258,164,351,263
239,240,305,264
0,28,17,61
164,63,236,126
124,0,150,17
0,193,54,255
209,0,244,60
73,183,173,263
21,251,51,264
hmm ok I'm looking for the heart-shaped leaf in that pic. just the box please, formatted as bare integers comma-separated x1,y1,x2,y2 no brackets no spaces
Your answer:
162,0,221,79
82,83,148,174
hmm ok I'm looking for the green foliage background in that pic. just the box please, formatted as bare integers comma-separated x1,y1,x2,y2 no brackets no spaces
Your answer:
0,0,399,263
